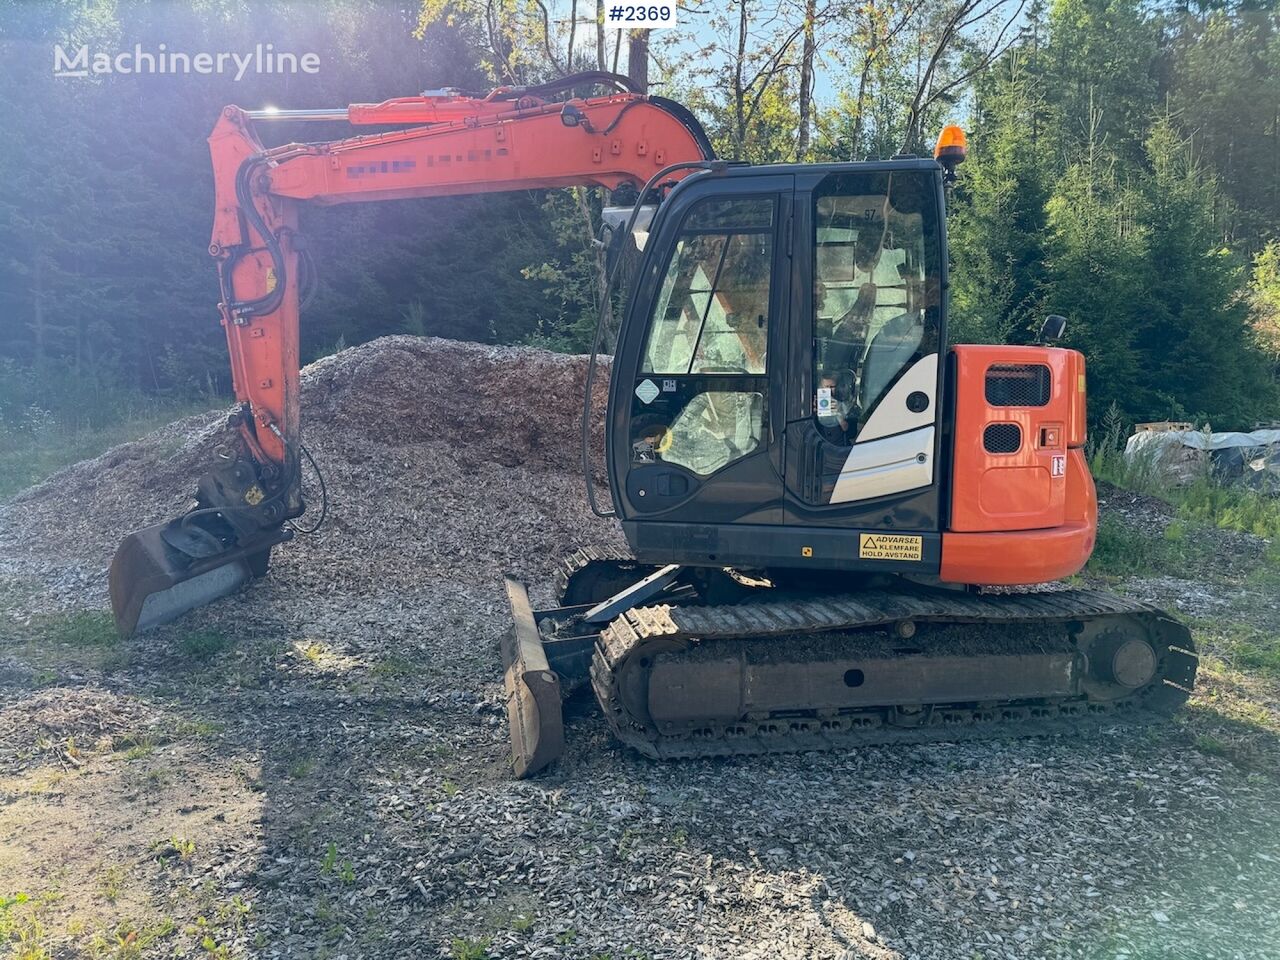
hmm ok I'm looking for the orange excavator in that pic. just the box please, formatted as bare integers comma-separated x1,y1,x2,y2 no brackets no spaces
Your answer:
109,73,1197,776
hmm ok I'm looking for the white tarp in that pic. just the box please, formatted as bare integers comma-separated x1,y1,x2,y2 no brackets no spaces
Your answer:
1125,428,1280,487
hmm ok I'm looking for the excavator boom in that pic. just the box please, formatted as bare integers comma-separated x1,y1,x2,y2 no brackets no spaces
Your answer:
109,73,713,637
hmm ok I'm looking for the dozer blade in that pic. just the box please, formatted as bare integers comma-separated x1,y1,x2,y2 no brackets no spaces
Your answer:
109,519,290,638
502,578,565,778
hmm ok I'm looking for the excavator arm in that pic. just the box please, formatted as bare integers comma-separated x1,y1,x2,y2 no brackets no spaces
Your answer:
109,73,714,637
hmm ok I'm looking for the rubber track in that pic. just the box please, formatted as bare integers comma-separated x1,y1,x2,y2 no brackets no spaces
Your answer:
590,588,1199,759
553,546,640,605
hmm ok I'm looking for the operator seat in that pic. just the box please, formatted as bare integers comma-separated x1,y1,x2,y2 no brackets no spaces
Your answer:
859,309,924,415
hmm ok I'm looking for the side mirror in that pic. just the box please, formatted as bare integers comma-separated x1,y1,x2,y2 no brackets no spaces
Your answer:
1038,314,1067,343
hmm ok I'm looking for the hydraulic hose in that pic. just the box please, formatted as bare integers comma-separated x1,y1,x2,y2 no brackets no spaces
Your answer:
227,156,287,320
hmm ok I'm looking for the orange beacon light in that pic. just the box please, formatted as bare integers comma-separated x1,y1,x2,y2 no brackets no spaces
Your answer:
934,124,967,181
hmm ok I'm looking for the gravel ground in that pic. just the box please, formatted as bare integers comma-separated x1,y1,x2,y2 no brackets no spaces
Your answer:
1,336,1278,959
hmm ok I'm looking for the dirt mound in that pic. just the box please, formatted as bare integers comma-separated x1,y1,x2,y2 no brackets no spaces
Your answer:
305,336,605,466
0,336,619,610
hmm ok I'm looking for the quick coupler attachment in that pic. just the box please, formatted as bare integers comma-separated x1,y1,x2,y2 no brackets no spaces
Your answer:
109,517,292,638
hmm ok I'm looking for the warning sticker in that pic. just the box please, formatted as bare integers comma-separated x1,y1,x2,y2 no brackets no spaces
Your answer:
859,533,923,561
635,378,660,405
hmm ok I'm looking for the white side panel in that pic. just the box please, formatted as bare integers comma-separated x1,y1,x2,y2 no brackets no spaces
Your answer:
855,353,939,443
831,425,935,504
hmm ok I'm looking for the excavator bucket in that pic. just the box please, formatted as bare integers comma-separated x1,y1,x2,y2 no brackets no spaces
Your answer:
502,578,566,778
109,519,290,638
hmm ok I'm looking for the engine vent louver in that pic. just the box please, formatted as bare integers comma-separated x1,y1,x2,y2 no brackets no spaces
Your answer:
984,423,1022,454
986,364,1051,407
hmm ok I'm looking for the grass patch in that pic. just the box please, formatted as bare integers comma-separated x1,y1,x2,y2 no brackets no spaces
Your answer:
449,937,492,960
318,842,356,884
43,611,118,648
123,743,154,761
167,717,223,740
1246,541,1280,590
300,641,326,664
370,655,414,679
177,630,234,661
286,757,316,779
1193,733,1229,756
1193,618,1280,679
1176,478,1280,540
151,835,196,866
87,917,176,958
1,891,56,960
511,914,535,933
1087,514,1197,577
0,364,215,502
98,867,127,904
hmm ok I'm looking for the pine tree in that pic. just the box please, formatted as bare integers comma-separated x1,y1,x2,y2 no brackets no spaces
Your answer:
1047,0,1158,164
1130,117,1277,425
1042,108,1151,421
949,40,1053,344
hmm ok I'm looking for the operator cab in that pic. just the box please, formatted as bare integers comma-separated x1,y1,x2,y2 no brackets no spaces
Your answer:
606,160,947,575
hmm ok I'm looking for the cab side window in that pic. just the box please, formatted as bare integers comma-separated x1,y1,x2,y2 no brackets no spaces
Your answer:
812,173,939,444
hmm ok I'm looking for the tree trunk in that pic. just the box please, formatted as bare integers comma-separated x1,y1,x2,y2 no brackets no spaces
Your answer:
796,0,817,160
576,187,615,349
596,0,608,71
851,20,876,158
733,0,749,156
628,29,649,93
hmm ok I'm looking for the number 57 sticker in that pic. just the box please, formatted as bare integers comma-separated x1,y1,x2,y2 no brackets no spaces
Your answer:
604,4,678,27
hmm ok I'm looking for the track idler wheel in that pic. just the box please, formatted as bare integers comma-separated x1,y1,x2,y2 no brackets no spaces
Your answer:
1089,633,1158,688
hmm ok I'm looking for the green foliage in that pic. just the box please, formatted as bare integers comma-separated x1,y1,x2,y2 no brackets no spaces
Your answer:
1167,10,1280,253
0,0,588,452
1251,242,1280,357
0,360,214,501
1130,118,1276,425
1041,134,1150,419
948,0,1280,427
1,892,53,960
1176,480,1280,541
449,937,492,960
1193,733,1229,757
1090,402,1280,542
519,189,606,352
0,0,1277,495
1229,634,1280,678
1047,0,1157,163
319,841,355,883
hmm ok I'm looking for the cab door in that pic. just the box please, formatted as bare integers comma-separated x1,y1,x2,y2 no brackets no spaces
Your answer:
607,174,793,527
783,165,947,533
